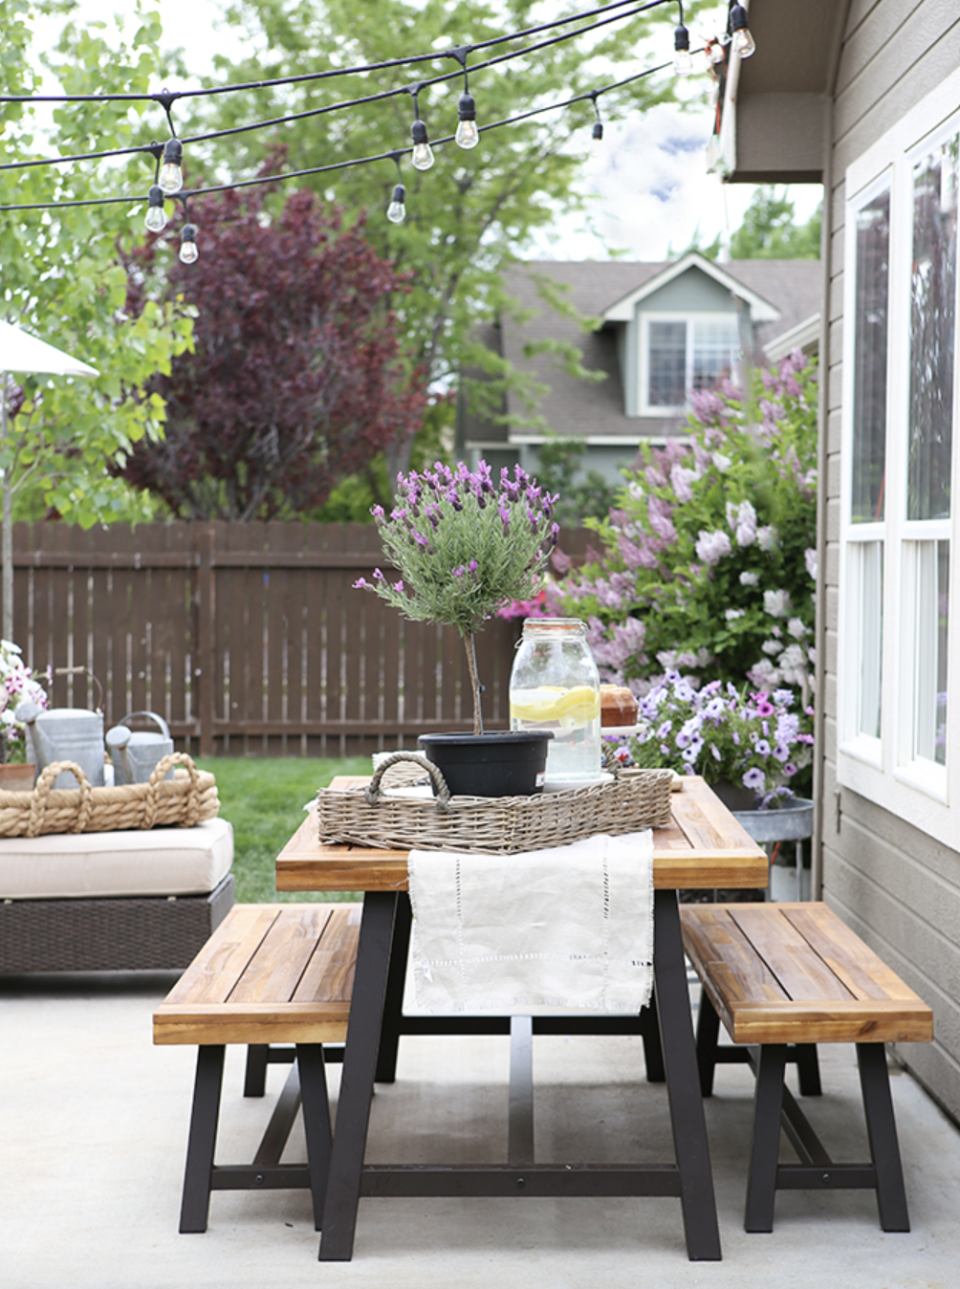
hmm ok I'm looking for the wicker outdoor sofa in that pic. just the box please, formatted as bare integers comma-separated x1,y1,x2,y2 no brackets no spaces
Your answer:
0,820,235,973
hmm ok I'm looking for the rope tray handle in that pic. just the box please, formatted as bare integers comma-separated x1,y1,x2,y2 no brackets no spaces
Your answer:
364,751,452,812
144,753,201,827
28,761,94,837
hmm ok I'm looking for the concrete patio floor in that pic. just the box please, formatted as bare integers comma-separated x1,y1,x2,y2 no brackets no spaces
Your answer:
2,966,958,1289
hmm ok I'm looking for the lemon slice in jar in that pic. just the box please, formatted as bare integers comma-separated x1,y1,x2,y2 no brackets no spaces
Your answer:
511,686,600,728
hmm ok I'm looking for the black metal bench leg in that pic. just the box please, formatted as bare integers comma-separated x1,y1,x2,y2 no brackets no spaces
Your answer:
857,1043,910,1232
179,1045,225,1234
744,1043,787,1233
297,1044,333,1231
794,1043,822,1097
694,987,721,1097
376,892,412,1084
640,1000,665,1083
654,889,722,1260
243,1044,269,1097
319,890,398,1261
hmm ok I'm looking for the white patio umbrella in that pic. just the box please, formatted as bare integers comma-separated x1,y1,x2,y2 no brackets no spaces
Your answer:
0,321,100,638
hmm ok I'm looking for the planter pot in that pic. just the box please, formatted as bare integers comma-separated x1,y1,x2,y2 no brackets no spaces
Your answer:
0,763,36,789
729,796,815,845
710,779,761,812
418,731,552,798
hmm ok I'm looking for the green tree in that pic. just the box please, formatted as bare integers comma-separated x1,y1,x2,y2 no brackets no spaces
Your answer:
730,186,822,260
183,0,677,482
1,3,194,632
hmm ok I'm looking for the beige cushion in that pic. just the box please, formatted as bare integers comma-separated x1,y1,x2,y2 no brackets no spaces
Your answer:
0,818,233,899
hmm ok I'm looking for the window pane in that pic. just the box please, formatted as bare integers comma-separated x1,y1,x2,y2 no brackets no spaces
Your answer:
692,319,740,392
913,540,949,765
648,321,686,406
909,138,958,521
857,541,883,739
852,191,890,523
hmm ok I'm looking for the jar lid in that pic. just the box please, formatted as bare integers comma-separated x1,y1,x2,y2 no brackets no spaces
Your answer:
520,617,586,633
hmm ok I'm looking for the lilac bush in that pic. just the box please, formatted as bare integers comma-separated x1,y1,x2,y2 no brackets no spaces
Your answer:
559,351,818,701
354,461,559,733
614,670,814,801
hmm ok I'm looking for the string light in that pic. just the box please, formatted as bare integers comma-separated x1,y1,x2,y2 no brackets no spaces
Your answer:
179,220,199,264
387,155,407,223
673,3,693,76
409,86,435,171
145,184,168,232
158,138,183,194
728,2,756,59
0,0,678,181
0,3,716,240
589,91,604,154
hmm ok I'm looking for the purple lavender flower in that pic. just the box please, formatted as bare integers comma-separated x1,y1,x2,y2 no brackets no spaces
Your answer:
743,767,765,791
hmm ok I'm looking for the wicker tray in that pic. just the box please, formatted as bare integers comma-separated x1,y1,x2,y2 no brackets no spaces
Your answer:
317,752,674,854
0,754,219,838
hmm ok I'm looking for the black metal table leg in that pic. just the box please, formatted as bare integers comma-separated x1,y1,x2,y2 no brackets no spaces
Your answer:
319,891,398,1261
857,1043,910,1232
297,1044,333,1231
375,893,412,1084
243,1044,269,1097
180,1045,225,1234
640,1001,665,1083
795,1044,822,1097
744,1043,787,1233
653,890,722,1261
694,986,721,1097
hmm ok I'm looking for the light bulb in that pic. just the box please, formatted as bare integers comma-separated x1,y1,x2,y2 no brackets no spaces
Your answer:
145,184,168,233
411,119,435,171
706,39,725,64
159,138,183,194
674,25,694,76
387,183,406,224
729,4,756,58
179,223,198,264
590,121,603,156
456,92,479,149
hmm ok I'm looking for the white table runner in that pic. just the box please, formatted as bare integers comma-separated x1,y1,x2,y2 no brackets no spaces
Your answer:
408,831,654,1014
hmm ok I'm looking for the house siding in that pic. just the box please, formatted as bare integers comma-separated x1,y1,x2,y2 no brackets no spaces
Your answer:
823,0,960,1121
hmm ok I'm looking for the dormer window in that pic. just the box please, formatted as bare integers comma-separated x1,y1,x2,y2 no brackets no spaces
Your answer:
642,313,742,413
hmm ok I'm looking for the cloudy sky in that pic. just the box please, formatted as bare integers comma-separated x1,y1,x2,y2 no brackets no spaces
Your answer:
31,0,822,261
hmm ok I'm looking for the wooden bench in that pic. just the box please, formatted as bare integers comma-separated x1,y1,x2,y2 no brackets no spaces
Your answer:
680,902,933,1234
153,902,360,1233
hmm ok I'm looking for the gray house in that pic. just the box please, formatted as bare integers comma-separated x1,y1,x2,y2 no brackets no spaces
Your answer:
458,254,821,481
727,0,960,1124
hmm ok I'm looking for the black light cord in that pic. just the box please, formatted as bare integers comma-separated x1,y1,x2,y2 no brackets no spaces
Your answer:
0,59,676,214
0,0,669,176
0,0,670,105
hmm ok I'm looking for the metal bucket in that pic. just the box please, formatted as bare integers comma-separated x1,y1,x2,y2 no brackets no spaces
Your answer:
18,704,106,790
105,711,174,786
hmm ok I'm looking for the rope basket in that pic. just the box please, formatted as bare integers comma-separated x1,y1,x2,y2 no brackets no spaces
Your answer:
317,752,675,854
0,754,220,838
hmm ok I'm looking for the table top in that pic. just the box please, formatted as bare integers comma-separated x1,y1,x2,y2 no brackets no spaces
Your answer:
275,775,768,893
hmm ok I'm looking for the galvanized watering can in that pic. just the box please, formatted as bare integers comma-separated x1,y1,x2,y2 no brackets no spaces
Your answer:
17,703,106,790
105,711,174,786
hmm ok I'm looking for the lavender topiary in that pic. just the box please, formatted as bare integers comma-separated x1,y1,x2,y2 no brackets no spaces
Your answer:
354,461,559,734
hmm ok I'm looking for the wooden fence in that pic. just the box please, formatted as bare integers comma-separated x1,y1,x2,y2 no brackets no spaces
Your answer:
5,521,591,757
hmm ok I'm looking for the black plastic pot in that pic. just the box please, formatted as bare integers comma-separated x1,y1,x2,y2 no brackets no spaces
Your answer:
418,730,553,798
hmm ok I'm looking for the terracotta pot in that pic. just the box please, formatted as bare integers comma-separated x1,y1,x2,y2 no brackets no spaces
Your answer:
0,762,36,789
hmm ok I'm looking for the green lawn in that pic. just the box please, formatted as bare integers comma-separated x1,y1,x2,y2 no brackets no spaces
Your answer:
195,756,370,904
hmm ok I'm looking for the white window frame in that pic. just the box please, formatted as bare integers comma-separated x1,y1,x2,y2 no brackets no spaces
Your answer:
638,311,741,416
838,69,960,846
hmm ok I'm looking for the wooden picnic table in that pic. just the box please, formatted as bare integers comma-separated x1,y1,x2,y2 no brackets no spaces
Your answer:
275,774,768,1263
